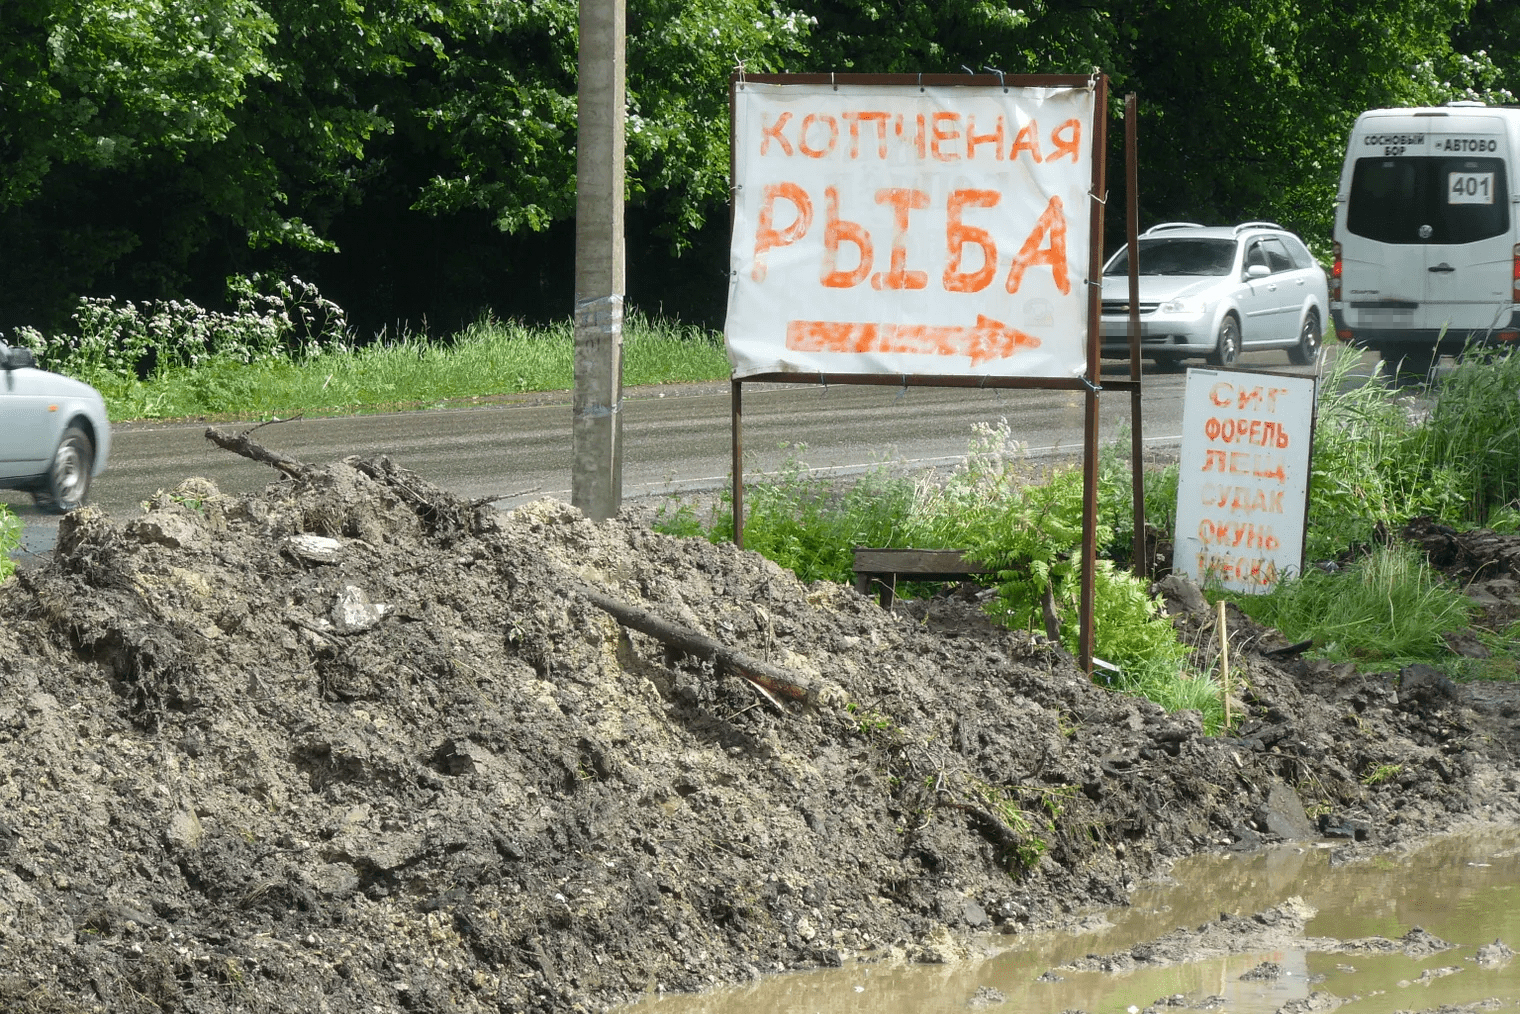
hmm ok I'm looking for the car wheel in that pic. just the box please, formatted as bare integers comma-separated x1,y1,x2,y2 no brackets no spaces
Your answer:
1208,316,1241,367
1288,310,1321,366
31,426,93,513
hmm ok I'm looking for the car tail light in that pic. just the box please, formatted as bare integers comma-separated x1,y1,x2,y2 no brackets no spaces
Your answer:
1331,242,1342,302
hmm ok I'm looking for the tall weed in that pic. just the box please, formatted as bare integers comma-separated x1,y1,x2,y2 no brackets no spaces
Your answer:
1230,544,1473,667
1408,346,1520,525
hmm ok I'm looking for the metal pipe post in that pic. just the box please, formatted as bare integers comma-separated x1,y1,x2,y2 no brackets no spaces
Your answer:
1126,93,1146,577
1078,74,1109,675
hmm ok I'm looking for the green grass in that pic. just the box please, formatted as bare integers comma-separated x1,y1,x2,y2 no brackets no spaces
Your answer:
0,505,19,581
89,311,729,421
1227,544,1486,672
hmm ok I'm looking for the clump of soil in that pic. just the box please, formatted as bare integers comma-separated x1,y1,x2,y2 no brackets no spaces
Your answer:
2,450,1520,1013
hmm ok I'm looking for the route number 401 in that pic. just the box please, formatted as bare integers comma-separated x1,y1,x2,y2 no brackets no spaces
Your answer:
1448,171,1494,205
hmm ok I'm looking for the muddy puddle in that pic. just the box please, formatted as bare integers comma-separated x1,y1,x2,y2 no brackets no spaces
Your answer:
628,827,1520,1014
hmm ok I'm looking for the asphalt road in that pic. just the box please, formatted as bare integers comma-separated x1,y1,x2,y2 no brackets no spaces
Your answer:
5,351,1334,561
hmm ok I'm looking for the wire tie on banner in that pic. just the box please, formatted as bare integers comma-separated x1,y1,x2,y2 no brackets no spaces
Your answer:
984,66,1007,91
895,375,910,401
1087,67,1099,91
918,72,924,93
818,371,828,394
735,60,746,88
831,71,837,92
1089,189,1108,205
1080,373,1102,394
961,64,975,76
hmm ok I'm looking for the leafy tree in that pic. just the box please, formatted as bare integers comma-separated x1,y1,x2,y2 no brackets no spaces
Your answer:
0,0,276,211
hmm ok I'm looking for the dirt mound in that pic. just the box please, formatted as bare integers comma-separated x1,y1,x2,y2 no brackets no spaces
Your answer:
2,451,1520,1013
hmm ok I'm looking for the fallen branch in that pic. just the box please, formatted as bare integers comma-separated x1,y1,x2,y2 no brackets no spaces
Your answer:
577,586,823,707
204,424,312,478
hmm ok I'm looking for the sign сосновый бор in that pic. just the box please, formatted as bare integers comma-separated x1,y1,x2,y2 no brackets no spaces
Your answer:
1173,370,1317,594
725,81,1096,380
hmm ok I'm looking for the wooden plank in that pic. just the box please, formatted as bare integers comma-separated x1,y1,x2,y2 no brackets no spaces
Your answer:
852,548,982,575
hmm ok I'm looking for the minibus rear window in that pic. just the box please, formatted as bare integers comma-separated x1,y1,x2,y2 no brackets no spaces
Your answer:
1347,156,1509,244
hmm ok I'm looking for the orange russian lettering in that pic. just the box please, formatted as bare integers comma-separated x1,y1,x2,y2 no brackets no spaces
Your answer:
1048,118,1081,162
943,189,1000,293
965,115,1005,160
871,188,929,290
931,112,962,161
842,111,891,158
821,186,873,288
1008,120,1043,162
895,113,926,159
760,112,794,156
1005,195,1069,294
798,113,839,158
1210,381,1233,407
751,182,812,282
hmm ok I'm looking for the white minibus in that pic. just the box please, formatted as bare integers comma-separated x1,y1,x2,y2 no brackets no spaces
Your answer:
1332,102,1520,376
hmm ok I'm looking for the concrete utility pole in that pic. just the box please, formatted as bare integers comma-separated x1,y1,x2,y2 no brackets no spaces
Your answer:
572,0,626,519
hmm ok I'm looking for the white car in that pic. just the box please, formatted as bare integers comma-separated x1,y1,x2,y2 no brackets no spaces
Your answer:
1100,222,1330,368
1,341,111,512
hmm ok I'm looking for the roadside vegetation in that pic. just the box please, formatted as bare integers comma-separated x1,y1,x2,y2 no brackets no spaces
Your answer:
0,511,19,582
657,346,1520,728
9,281,728,421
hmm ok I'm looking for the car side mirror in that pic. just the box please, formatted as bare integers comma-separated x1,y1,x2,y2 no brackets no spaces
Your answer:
2,346,37,370
1245,263,1271,280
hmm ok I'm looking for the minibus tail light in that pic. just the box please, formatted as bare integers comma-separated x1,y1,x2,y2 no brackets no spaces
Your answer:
1331,242,1342,302
1513,243,1520,303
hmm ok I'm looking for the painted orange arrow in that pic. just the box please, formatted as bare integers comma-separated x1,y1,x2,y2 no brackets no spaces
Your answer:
785,315,1041,366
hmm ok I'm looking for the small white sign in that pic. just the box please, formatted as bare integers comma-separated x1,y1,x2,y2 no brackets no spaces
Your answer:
725,81,1095,380
1172,369,1316,594
1448,171,1495,205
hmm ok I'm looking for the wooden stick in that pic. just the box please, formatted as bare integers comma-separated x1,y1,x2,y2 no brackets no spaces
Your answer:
577,586,822,707
204,424,312,478
1218,598,1231,728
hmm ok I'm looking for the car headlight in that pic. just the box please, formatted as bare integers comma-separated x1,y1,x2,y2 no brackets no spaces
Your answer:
1158,298,1207,316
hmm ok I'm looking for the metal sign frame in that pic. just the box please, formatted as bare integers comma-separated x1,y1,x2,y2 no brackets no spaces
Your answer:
726,73,1143,674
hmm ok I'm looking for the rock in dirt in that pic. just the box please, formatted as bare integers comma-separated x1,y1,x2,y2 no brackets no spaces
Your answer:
967,984,1007,1007
1,456,1520,1014
1474,939,1514,967
1256,780,1316,840
1062,898,1318,972
1275,992,1345,1013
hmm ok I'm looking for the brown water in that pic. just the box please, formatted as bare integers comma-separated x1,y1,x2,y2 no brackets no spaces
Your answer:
625,827,1520,1014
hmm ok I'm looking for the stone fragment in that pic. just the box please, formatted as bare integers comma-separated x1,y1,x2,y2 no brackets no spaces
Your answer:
331,585,392,633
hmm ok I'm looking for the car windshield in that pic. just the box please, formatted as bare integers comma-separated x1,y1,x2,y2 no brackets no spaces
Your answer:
1104,237,1238,276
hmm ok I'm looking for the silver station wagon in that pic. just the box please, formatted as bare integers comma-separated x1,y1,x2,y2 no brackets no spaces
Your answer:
1,341,111,512
1100,222,1330,368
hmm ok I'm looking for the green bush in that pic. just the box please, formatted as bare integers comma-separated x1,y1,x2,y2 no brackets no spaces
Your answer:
11,274,350,385
1,506,20,582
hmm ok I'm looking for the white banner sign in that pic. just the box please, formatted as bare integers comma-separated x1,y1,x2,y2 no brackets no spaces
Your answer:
725,82,1095,379
1173,369,1317,594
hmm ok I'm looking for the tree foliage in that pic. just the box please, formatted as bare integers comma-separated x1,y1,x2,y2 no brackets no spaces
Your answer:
0,0,1512,333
